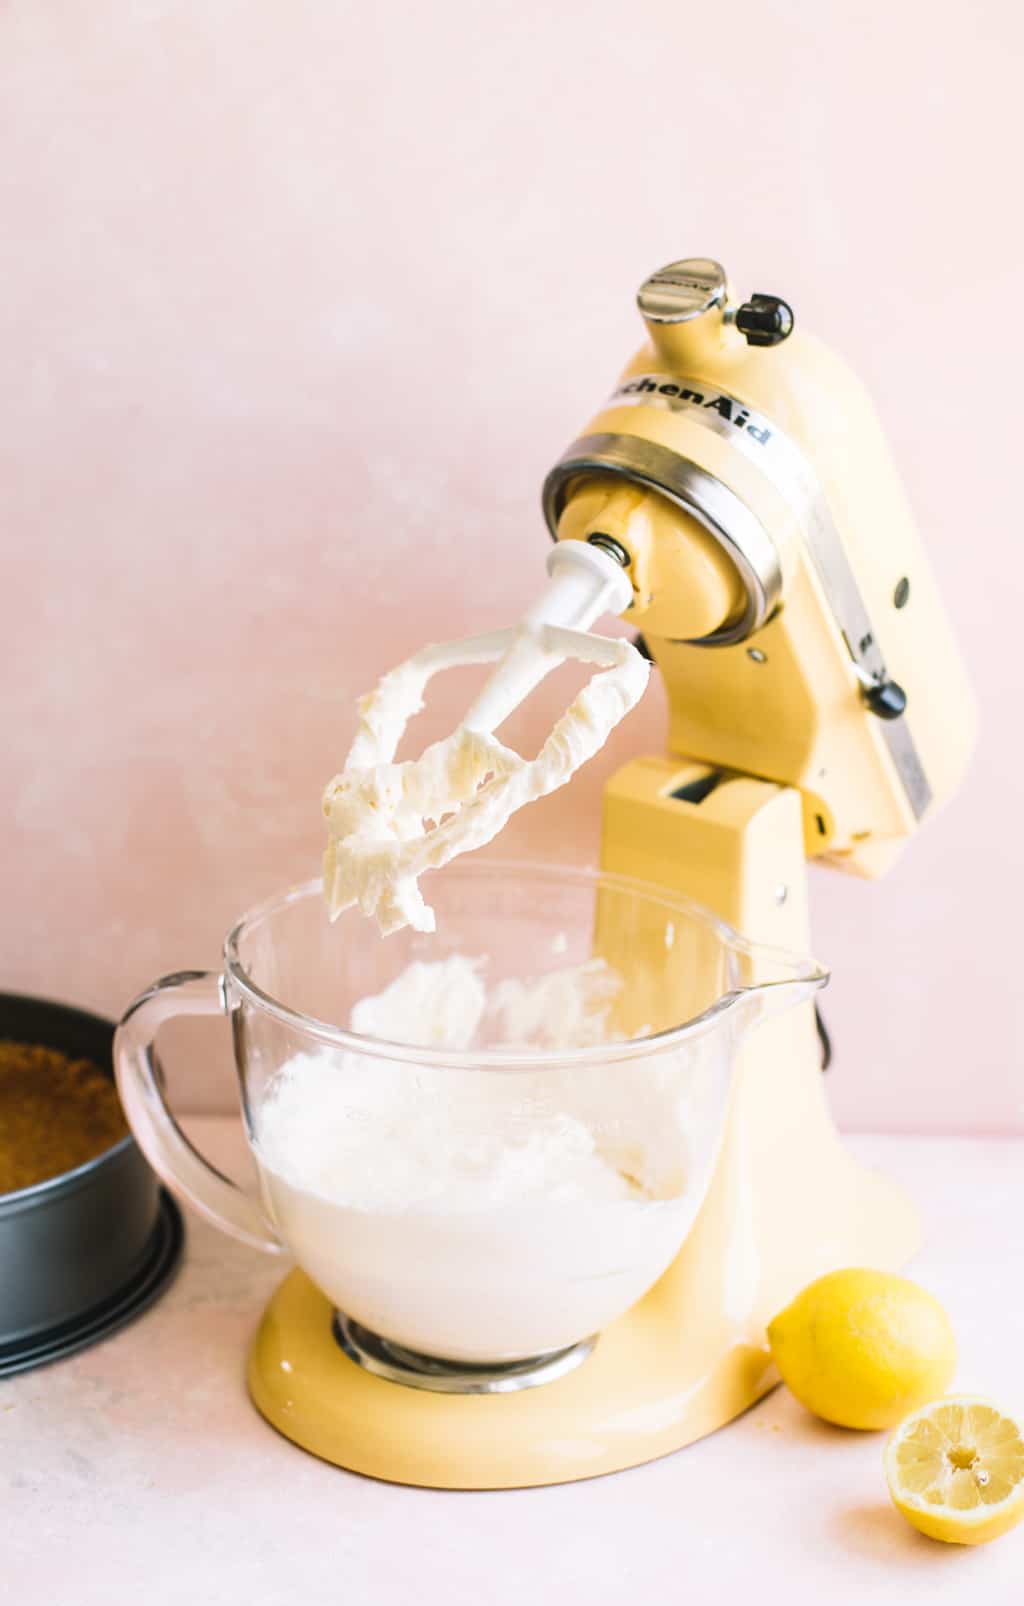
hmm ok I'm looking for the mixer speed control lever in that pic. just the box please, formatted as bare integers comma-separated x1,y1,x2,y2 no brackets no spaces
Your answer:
863,678,909,721
852,661,909,720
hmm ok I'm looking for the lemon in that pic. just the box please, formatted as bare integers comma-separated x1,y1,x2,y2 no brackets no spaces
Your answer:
766,1268,956,1430
886,1397,1024,1545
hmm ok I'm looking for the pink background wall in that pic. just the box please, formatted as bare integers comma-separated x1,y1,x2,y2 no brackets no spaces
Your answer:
2,2,1020,1131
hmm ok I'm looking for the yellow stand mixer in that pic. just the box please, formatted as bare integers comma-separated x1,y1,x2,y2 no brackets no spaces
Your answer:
130,257,977,1489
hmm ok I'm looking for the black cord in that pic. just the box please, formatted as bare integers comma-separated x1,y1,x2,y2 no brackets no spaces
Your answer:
815,1005,832,1071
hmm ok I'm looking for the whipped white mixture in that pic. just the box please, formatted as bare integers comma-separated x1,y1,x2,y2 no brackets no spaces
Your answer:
321,628,648,936
253,956,723,1362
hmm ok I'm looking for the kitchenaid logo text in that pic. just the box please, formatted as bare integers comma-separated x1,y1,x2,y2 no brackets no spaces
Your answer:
611,377,773,445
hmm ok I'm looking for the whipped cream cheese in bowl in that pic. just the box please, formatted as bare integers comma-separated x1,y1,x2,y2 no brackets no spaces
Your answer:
114,863,826,1386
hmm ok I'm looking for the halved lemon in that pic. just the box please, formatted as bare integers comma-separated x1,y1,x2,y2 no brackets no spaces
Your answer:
886,1397,1024,1545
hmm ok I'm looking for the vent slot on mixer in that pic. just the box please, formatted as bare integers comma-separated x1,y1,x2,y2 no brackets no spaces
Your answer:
670,771,724,805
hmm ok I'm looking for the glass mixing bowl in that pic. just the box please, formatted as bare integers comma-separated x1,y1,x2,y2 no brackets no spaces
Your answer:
114,863,825,1378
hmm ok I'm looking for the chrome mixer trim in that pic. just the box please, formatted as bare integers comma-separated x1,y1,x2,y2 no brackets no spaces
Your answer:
542,432,783,646
332,1311,597,1395
542,389,933,820
636,258,729,324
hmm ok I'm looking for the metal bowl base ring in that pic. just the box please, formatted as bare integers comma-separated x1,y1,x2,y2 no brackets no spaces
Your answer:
332,1311,597,1395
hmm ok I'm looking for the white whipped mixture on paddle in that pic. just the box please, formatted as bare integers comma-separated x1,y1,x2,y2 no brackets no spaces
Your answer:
321,543,648,934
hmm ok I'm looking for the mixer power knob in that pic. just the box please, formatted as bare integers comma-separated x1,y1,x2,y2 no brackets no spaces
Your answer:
735,294,795,348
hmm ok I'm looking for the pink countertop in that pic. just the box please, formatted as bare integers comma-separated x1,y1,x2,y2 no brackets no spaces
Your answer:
5,1126,1024,1603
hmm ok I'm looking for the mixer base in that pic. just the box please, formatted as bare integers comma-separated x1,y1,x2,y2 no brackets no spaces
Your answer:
248,1135,921,1493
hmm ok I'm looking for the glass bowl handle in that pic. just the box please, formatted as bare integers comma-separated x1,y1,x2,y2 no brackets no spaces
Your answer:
114,970,284,1254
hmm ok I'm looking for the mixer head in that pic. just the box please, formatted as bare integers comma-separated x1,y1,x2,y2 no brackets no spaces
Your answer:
543,257,976,876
